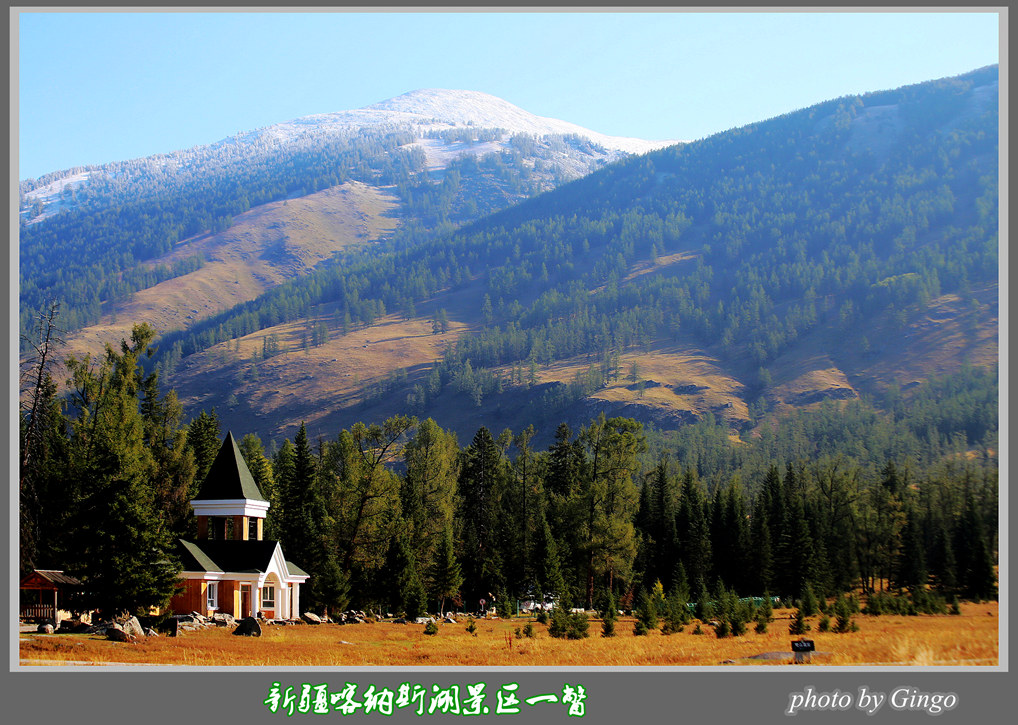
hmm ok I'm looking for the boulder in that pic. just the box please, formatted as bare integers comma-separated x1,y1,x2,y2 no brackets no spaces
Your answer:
106,624,135,642
122,616,145,639
414,616,435,625
233,616,262,637
144,627,159,637
301,612,323,625
392,618,407,624
212,612,236,627
37,623,54,634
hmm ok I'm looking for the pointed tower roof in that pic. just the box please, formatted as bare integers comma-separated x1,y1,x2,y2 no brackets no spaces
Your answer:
192,431,267,502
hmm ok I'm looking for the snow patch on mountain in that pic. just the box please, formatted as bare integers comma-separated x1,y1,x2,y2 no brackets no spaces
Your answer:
237,89,675,155
20,89,676,223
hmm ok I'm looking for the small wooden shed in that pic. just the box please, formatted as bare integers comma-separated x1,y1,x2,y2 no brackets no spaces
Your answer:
19,570,82,623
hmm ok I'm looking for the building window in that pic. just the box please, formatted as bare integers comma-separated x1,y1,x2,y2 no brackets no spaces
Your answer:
261,586,275,609
207,582,218,610
249,517,258,540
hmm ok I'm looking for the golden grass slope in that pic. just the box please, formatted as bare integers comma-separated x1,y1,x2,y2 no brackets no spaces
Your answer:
54,181,399,364
172,312,469,442
763,281,998,420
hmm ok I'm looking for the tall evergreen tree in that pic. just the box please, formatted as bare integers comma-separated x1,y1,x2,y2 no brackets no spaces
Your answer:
186,408,221,491
430,525,464,614
239,433,275,517
676,468,712,592
62,324,181,616
579,415,645,608
140,372,196,538
458,426,508,608
533,508,566,602
402,418,459,575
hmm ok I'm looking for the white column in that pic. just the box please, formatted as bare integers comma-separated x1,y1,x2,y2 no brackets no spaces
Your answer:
291,582,300,620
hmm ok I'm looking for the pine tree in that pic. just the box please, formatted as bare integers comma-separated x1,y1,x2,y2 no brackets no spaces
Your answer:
19,301,67,576
185,408,221,491
788,608,810,635
431,525,464,615
19,367,68,577
661,589,690,634
533,509,566,602
833,594,854,633
800,583,819,617
239,434,275,516
599,587,618,637
402,418,459,575
677,468,712,592
633,588,659,635
458,427,508,608
141,374,196,538
268,440,295,541
63,324,181,617
694,579,714,623
578,415,645,608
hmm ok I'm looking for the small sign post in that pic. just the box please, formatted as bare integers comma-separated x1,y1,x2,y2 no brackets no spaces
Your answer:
791,638,815,664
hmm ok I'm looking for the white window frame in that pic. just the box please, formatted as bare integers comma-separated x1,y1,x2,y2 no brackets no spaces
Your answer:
261,585,275,609
206,581,219,610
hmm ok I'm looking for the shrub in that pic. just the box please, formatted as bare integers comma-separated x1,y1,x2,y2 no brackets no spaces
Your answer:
833,595,854,634
523,622,535,638
423,621,439,636
800,584,819,617
465,618,477,636
789,609,810,635
661,594,688,635
634,590,659,634
549,606,589,640
496,589,513,619
818,615,830,632
599,589,618,638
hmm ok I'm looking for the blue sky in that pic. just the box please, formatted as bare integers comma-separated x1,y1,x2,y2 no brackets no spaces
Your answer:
17,10,1000,180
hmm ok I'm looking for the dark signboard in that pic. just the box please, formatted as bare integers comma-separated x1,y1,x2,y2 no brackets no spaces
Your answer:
791,639,815,652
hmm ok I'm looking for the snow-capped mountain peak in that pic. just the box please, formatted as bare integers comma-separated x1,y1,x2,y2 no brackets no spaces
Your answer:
245,88,674,155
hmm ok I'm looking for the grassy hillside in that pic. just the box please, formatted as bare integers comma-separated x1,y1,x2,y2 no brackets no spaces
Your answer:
59,181,399,362
27,68,999,451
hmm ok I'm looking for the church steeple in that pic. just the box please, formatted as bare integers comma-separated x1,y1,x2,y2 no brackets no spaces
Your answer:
190,432,270,541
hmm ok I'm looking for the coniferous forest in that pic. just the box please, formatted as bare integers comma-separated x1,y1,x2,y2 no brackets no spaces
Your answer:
20,322,997,621
18,67,998,626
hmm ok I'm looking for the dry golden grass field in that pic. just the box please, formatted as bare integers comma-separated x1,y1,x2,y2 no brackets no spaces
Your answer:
18,603,998,668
